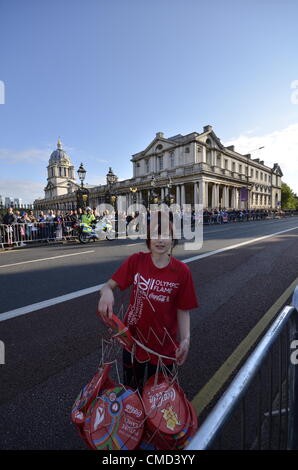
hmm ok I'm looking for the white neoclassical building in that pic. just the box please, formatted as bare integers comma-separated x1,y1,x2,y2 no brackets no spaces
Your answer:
34,126,283,212
44,137,77,199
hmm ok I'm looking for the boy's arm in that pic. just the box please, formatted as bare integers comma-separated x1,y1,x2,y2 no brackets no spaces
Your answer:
97,279,119,320
176,309,190,366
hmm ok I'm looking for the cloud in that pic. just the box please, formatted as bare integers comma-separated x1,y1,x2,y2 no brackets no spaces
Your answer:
224,123,298,194
0,148,49,165
0,179,45,204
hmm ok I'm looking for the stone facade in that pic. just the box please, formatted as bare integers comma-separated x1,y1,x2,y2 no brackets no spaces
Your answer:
34,126,283,212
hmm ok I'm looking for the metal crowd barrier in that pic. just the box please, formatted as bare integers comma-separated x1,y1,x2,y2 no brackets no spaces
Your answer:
0,222,78,249
203,210,298,225
186,285,298,450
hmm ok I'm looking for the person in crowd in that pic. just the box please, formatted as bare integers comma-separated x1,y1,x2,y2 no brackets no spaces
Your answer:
3,207,17,225
54,210,63,239
14,210,21,222
77,208,83,220
80,207,96,225
18,212,30,245
37,211,48,240
92,207,99,219
28,210,37,223
2,208,17,246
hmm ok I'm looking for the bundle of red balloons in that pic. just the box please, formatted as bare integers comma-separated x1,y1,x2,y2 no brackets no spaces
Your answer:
71,314,198,450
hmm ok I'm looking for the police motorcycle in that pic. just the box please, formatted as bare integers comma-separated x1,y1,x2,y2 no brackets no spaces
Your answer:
78,216,115,244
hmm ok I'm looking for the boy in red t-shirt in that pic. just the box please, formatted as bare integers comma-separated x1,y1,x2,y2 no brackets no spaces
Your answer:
97,211,198,389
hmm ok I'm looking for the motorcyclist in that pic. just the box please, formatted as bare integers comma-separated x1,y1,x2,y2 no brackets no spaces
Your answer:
80,207,96,226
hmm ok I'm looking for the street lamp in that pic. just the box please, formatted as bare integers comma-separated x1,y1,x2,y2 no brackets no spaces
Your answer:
77,163,86,188
76,163,89,210
106,167,117,190
164,177,175,206
105,167,118,208
149,175,159,204
130,187,138,204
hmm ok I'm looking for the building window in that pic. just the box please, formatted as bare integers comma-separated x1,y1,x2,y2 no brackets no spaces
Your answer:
185,147,190,153
232,162,235,172
206,139,212,166
256,171,259,179
225,159,229,170
170,152,175,169
239,164,242,174
159,156,163,171
265,174,267,182
251,168,254,178
260,172,263,180
145,159,150,173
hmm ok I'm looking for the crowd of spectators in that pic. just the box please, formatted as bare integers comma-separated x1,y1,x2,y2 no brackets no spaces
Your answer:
0,205,297,248
0,207,112,247
201,208,295,225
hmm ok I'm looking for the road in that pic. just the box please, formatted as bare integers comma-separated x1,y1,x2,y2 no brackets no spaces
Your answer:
0,217,298,449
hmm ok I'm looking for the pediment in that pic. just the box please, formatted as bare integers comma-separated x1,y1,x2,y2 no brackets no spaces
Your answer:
197,130,225,150
45,182,55,190
133,137,176,160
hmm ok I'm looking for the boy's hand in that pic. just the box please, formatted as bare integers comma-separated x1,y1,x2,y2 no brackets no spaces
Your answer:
97,286,114,320
175,338,190,366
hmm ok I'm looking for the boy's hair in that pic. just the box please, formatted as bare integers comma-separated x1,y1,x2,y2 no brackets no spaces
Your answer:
146,211,178,251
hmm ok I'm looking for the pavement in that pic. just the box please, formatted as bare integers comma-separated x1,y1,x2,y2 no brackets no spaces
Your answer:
0,217,298,449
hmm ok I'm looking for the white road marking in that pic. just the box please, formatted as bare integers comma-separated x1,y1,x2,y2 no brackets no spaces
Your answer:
0,225,297,323
183,226,298,264
0,251,95,269
0,284,104,322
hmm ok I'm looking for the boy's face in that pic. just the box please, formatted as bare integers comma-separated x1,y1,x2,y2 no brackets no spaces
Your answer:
150,235,172,255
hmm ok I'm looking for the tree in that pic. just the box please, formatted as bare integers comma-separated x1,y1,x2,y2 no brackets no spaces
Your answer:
281,183,298,210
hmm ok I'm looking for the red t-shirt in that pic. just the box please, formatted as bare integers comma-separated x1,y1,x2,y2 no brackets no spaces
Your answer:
111,252,198,365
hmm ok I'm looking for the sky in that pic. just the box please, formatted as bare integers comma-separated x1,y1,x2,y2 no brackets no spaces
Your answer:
0,0,298,204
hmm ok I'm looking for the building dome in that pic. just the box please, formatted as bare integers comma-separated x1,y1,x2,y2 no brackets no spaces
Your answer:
49,137,71,164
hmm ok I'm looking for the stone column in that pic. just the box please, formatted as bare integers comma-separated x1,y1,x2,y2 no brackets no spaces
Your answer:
205,182,209,209
212,184,216,209
181,184,186,205
221,186,225,208
193,182,198,205
236,188,240,209
198,181,204,207
176,185,181,206
231,187,236,209
224,187,228,208
215,184,219,208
